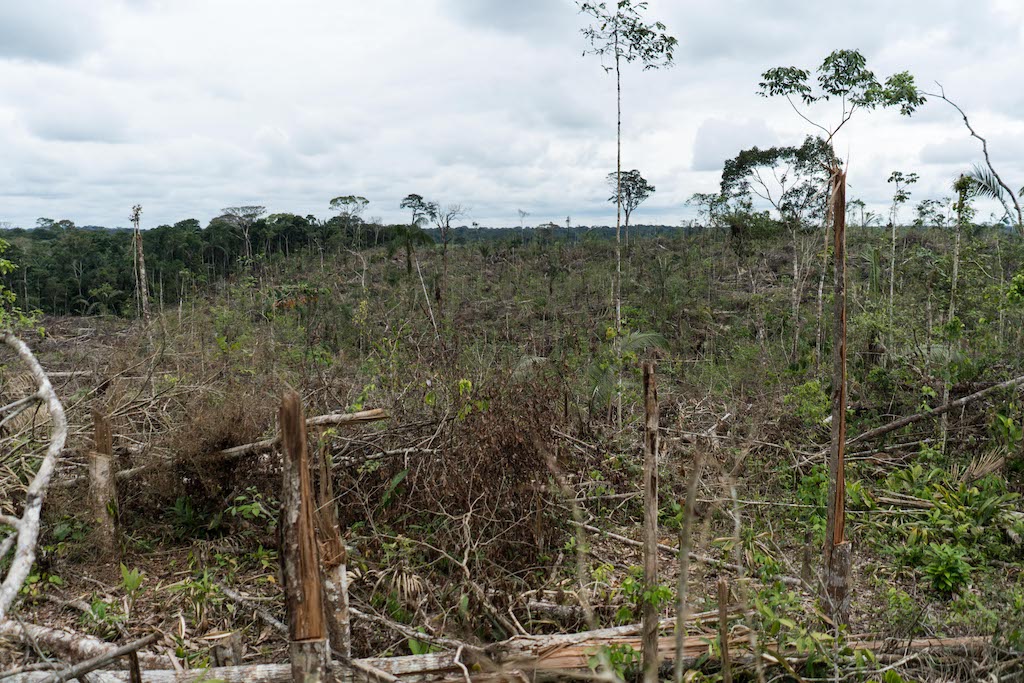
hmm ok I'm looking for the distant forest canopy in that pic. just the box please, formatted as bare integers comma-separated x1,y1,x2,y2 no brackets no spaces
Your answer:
0,208,1015,318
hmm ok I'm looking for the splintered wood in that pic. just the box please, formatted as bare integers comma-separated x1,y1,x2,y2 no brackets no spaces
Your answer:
279,390,328,682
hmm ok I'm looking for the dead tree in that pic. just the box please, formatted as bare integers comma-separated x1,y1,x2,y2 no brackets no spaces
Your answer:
279,391,329,682
823,167,851,625
130,205,151,321
314,435,351,659
0,332,68,621
90,410,119,559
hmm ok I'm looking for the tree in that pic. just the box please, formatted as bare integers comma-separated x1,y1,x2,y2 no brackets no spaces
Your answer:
913,198,948,228
517,209,529,246
758,48,924,626
847,198,866,227
426,201,468,307
220,206,266,262
721,136,834,360
579,0,675,440
389,224,433,276
579,0,675,339
606,169,654,248
329,195,369,247
886,170,918,330
130,205,150,322
400,194,429,228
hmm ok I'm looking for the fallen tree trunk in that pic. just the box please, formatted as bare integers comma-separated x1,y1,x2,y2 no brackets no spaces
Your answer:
0,620,170,669
1,627,995,683
850,373,1024,445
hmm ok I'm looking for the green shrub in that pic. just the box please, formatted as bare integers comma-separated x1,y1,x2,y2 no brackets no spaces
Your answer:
921,543,972,595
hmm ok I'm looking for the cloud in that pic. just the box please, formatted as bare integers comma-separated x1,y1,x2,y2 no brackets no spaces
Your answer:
1,0,1023,228
0,2,101,63
690,118,779,172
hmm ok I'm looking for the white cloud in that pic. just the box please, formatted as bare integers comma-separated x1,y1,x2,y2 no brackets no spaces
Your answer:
0,0,1022,228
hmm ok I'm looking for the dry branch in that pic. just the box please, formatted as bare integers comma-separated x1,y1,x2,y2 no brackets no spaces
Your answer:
0,332,69,621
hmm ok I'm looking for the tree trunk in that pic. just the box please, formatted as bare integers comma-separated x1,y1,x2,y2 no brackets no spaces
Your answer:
314,437,351,660
90,410,119,560
641,362,660,683
613,34,624,430
942,189,966,451
888,219,897,334
279,391,329,683
823,168,851,626
133,228,150,322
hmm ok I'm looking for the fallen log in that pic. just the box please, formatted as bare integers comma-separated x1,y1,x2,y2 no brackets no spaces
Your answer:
0,620,170,669
850,373,1024,446
1,654,457,683
0,631,996,682
39,633,158,683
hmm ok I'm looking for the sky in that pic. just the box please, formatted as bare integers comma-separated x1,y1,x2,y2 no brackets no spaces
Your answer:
1,0,1023,229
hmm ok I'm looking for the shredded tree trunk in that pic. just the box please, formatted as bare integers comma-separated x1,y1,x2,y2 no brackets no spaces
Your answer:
823,168,851,626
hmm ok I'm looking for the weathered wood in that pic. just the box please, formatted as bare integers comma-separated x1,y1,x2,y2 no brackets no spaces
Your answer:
849,373,1024,445
279,390,328,682
40,633,158,683
0,620,170,669
90,409,119,559
824,167,851,626
314,435,351,659
641,361,660,683
0,333,68,621
674,450,703,683
4,627,992,683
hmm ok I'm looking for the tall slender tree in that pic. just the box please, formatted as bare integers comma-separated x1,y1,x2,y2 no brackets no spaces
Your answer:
130,205,150,322
579,0,675,433
886,171,918,332
578,0,675,340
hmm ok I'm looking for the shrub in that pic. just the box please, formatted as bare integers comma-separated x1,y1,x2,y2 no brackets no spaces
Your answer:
921,543,972,595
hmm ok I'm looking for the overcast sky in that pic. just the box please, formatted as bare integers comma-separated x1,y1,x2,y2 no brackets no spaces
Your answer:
1,0,1023,229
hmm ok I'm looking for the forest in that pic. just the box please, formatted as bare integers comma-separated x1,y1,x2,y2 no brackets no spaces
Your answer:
2,3,1024,683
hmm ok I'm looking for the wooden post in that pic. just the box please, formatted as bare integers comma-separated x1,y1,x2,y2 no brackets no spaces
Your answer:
314,431,351,659
279,391,329,683
717,578,732,683
90,410,119,559
641,362,660,683
823,167,852,625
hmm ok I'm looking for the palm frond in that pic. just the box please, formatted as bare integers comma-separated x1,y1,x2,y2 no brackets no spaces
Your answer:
618,331,668,355
967,164,1008,202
